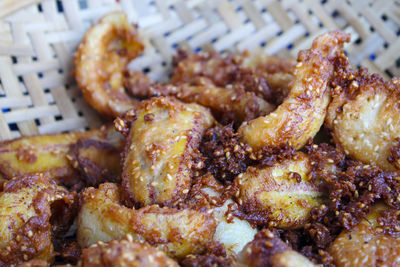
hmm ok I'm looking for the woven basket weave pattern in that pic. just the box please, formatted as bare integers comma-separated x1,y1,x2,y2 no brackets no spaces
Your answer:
0,0,399,140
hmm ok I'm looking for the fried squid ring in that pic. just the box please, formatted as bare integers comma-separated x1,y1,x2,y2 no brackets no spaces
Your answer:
238,31,350,150
77,236,178,267
74,12,144,118
326,58,400,171
77,183,216,259
116,97,215,207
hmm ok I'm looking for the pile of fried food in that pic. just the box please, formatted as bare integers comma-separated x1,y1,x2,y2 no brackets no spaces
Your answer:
1,11,400,267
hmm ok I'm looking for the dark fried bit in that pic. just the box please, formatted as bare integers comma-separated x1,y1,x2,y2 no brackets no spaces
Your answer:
326,54,400,171
238,229,315,267
124,78,274,125
234,152,326,229
0,174,76,266
67,139,122,187
0,125,124,189
388,138,400,170
77,183,216,259
74,12,144,118
328,203,400,267
77,236,178,267
119,97,214,207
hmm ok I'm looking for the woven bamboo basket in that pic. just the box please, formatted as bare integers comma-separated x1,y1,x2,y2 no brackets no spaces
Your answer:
0,0,399,141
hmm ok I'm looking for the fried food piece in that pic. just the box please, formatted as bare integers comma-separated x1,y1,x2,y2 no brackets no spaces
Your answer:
77,236,178,267
0,125,123,188
74,12,144,118
328,203,400,267
238,31,350,150
235,152,326,228
77,183,216,259
171,50,273,100
188,174,257,255
238,229,315,267
124,74,274,124
118,97,214,207
0,174,74,265
326,60,400,171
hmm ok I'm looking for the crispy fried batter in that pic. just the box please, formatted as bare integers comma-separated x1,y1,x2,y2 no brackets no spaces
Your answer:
0,125,124,189
74,12,144,118
328,203,400,267
77,183,216,259
326,57,400,171
234,152,326,229
239,31,350,150
77,236,178,267
0,174,74,265
238,229,315,267
119,97,214,207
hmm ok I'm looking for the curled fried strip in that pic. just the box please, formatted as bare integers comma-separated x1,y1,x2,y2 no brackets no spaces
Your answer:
0,125,123,188
118,97,215,207
77,236,178,267
238,31,350,150
234,152,326,228
77,183,216,259
0,174,75,265
74,12,144,118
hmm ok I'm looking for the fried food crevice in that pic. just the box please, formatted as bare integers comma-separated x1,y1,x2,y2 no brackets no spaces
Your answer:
77,183,216,259
118,97,214,207
74,12,144,118
238,31,350,150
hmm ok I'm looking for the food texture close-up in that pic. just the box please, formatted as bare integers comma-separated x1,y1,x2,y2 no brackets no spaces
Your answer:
1,0,400,266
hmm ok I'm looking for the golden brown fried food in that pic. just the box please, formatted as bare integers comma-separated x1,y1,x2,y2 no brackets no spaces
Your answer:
124,74,274,124
118,97,214,207
0,125,123,188
238,31,350,150
74,12,144,118
234,152,326,229
326,61,400,171
77,236,178,267
77,183,216,259
238,229,315,267
188,174,257,255
328,203,400,267
0,174,74,265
